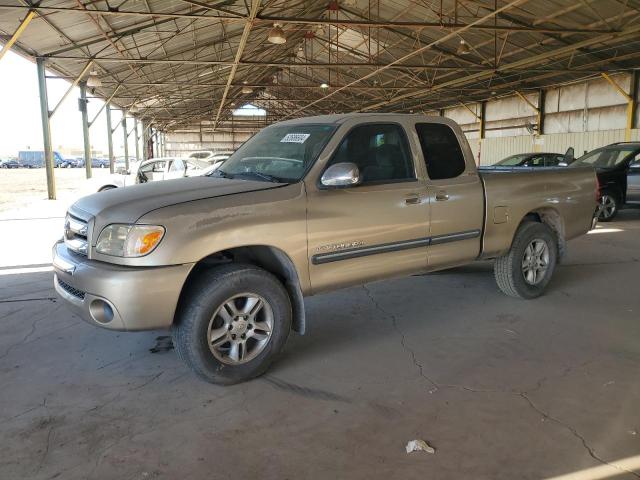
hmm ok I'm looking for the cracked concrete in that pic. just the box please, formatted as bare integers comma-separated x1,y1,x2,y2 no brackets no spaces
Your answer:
0,210,639,479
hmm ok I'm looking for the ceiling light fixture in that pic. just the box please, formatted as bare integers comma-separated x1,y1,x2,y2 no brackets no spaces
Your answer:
320,83,329,89
86,71,102,87
457,39,471,55
268,23,286,44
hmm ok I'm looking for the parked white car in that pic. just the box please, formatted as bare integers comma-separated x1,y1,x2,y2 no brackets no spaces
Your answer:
188,150,234,169
94,157,210,192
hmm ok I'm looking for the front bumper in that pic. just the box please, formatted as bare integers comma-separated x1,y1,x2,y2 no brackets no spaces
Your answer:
52,241,194,331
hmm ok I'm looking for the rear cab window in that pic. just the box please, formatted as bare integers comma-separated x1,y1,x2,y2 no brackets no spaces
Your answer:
415,123,466,180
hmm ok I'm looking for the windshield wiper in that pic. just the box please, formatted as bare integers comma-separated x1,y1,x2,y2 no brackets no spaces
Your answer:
233,171,286,183
210,169,234,179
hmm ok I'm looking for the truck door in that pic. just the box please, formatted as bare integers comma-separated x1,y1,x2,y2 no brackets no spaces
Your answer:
306,122,430,293
415,123,484,269
628,155,640,204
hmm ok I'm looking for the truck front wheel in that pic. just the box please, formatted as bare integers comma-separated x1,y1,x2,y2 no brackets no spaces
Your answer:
494,221,558,299
173,264,292,384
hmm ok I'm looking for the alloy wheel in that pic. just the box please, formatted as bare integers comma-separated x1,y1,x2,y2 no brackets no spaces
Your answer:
521,239,550,285
207,294,273,365
597,195,616,220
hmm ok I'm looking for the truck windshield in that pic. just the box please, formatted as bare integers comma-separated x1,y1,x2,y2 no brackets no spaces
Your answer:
571,146,638,169
211,124,336,182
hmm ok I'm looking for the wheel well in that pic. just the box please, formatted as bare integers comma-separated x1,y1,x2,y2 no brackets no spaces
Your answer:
178,246,306,334
517,208,566,260
98,185,118,192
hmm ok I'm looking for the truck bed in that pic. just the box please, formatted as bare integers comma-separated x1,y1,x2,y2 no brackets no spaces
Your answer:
478,166,597,259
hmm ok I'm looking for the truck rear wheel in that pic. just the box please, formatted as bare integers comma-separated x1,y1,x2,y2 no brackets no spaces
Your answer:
172,264,292,385
494,221,558,299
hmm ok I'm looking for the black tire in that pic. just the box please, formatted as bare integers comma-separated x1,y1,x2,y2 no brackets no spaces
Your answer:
172,264,292,385
98,185,116,192
494,221,558,299
596,191,619,222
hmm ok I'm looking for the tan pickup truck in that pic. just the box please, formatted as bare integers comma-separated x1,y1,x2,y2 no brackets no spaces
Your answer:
53,114,598,384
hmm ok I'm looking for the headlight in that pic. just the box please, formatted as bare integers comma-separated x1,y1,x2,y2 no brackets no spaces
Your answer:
95,224,165,257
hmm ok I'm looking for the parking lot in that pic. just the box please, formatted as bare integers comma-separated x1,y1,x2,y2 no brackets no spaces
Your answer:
1,168,639,479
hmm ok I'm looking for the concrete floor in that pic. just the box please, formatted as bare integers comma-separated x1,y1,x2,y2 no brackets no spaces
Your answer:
1,211,639,480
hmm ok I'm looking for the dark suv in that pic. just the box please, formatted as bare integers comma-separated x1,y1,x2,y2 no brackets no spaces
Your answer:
569,142,640,221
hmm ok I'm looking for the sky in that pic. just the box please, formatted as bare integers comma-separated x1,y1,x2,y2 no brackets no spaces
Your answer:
0,51,136,158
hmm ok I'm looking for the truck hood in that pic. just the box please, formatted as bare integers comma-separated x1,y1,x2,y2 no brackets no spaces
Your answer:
69,176,284,227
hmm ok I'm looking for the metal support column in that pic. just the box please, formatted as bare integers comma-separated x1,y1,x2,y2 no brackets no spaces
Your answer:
106,104,114,174
79,81,92,179
142,121,149,160
537,89,546,136
36,58,56,200
134,118,140,162
122,113,129,171
630,71,638,134
153,129,158,157
479,101,486,166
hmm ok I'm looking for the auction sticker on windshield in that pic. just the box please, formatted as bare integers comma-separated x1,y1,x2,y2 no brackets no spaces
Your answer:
280,133,310,144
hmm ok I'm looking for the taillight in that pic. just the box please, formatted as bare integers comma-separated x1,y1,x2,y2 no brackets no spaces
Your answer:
595,176,601,202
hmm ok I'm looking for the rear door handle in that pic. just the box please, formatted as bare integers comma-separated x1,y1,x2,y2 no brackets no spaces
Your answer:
435,191,449,202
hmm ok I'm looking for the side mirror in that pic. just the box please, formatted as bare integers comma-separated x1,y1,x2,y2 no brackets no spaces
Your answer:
320,162,361,187
564,147,575,162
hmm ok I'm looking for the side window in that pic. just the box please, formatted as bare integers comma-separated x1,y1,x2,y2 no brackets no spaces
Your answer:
329,123,414,184
528,156,545,167
152,161,166,172
415,123,466,180
139,162,154,174
169,159,184,172
547,155,563,166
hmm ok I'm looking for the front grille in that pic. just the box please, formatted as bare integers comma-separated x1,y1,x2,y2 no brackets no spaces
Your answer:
64,213,89,256
57,278,86,300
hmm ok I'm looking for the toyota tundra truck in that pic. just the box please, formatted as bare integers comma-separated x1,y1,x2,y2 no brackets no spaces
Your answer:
53,114,598,384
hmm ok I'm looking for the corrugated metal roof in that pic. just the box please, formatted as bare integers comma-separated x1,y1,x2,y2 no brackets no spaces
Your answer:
1,0,639,131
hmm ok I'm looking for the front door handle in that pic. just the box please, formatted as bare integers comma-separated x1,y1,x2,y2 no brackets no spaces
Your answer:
435,191,449,202
405,194,421,205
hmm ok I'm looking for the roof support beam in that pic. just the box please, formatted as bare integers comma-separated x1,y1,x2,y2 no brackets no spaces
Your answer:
213,0,261,129
283,0,529,119
0,9,35,62
362,22,640,112
255,14,617,34
601,72,635,140
49,60,93,119
39,55,616,74
88,85,121,127
0,5,617,35
514,90,539,112
460,101,481,120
